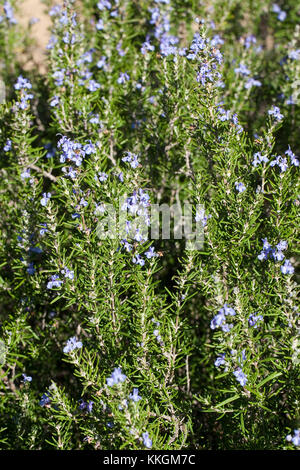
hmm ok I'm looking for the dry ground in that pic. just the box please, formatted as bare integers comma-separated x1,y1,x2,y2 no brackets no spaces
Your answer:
16,0,52,73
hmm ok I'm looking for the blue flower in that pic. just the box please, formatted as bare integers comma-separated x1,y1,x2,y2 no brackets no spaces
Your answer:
245,78,261,89
22,374,32,383
145,247,157,259
286,429,300,447
61,267,74,280
235,182,246,193
272,5,286,21
97,172,108,182
288,49,300,60
285,146,299,167
79,399,94,413
234,63,251,76
129,388,142,402
83,142,96,155
52,69,65,86
21,168,31,180
195,208,211,227
142,431,152,448
252,152,269,167
120,239,133,252
4,1,17,24
233,368,247,386
14,76,32,91
41,192,51,207
39,224,48,236
223,303,236,316
96,19,104,30
106,367,127,386
132,254,145,266
141,40,155,54
47,275,63,289
268,106,283,121
49,5,61,16
97,56,107,69
280,259,294,275
248,314,263,328
87,80,101,92
62,167,77,179
270,155,288,172
97,0,111,10
210,304,236,332
117,73,130,84
26,262,35,275
3,139,12,152
244,35,256,49
210,311,225,330
214,354,226,367
122,151,139,169
63,336,82,354
50,96,60,107
39,392,51,407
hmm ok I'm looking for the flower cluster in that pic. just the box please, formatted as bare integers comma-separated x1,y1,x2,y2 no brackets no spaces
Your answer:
210,303,236,332
58,136,96,168
106,367,127,387
14,76,33,110
63,336,82,354
258,239,294,274
286,429,300,447
1,1,17,25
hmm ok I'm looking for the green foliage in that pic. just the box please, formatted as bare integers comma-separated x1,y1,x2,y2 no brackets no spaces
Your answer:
0,0,299,450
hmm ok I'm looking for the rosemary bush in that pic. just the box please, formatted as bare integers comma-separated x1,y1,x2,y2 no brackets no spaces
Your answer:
0,0,299,450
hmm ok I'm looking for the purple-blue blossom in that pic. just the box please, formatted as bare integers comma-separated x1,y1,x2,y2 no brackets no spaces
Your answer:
233,368,247,386
122,152,139,169
245,78,262,89
210,304,236,332
268,106,283,121
106,367,127,386
87,80,101,92
52,69,65,86
252,152,269,167
39,393,51,407
50,96,60,107
235,182,246,193
142,431,152,449
234,63,251,76
79,399,94,413
129,388,142,402
14,76,32,91
145,247,157,259
61,267,74,280
98,172,108,182
248,314,263,328
214,354,226,367
286,429,300,447
280,259,294,275
4,139,12,152
132,254,145,266
41,193,51,207
285,146,299,167
22,373,32,383
63,336,82,353
97,0,112,10
117,73,130,84
272,4,286,21
4,1,17,24
47,274,63,289
26,262,35,275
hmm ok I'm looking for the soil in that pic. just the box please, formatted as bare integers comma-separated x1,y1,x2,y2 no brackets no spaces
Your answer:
16,0,52,74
